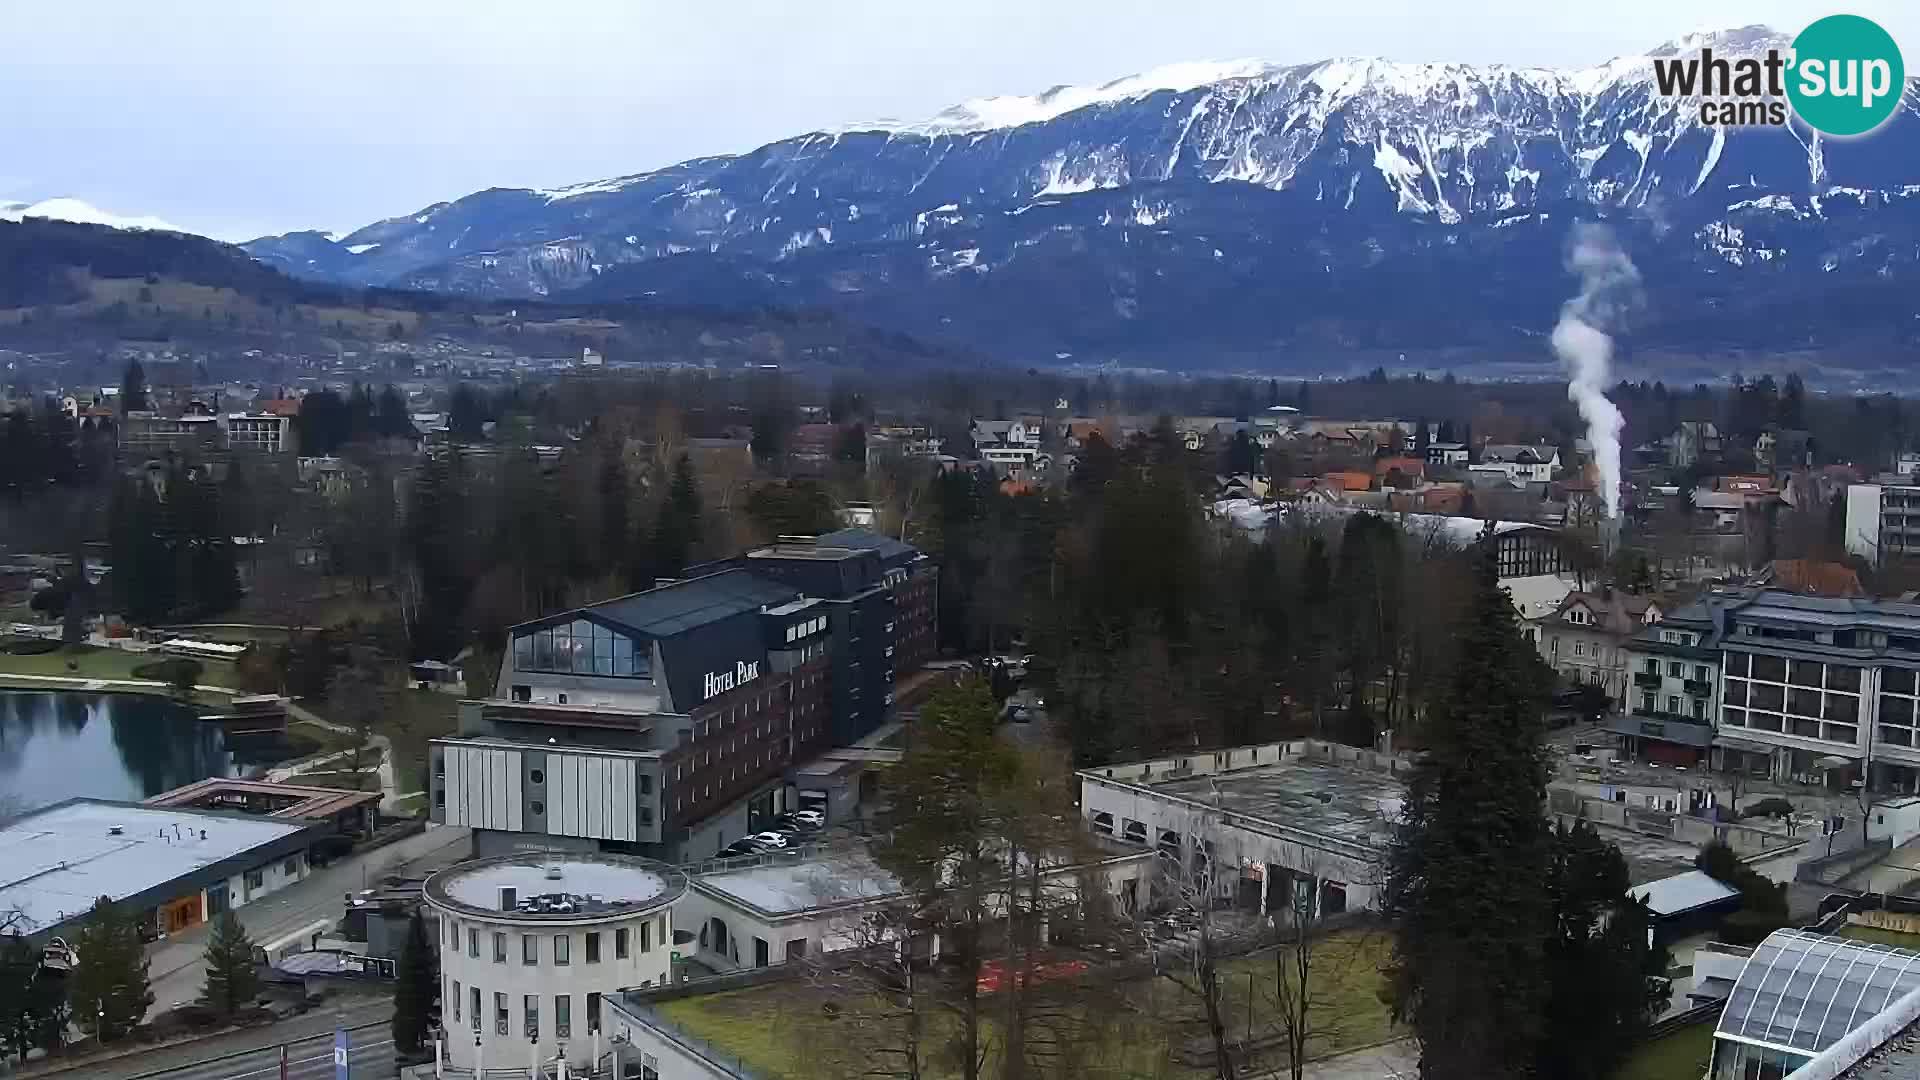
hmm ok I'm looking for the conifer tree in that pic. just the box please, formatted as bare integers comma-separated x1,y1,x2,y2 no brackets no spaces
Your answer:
1383,549,1551,1080
70,897,153,1041
1537,820,1669,1080
200,910,261,1017
391,909,437,1056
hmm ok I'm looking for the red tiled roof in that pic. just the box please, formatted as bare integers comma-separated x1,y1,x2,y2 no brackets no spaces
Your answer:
1768,559,1864,598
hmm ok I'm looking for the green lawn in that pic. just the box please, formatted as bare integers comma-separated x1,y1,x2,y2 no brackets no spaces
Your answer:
302,687,457,797
0,643,239,691
1613,1022,1715,1080
655,930,1395,1079
1837,923,1920,948
293,769,382,791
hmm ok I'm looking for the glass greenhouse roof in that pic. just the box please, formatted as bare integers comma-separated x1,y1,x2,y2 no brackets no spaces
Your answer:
1716,929,1920,1056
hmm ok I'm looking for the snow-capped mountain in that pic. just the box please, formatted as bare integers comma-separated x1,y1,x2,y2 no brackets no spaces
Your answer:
1,197,187,235
246,27,1920,366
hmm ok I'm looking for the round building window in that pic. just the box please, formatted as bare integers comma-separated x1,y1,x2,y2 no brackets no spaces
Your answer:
531,801,545,815
530,769,544,785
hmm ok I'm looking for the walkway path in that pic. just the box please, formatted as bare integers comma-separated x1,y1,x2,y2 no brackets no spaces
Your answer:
1302,1038,1417,1080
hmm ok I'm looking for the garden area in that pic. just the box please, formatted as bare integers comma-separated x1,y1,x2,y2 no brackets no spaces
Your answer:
654,929,1396,1079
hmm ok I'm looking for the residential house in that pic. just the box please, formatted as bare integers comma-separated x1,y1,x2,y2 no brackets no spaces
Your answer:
1615,597,1728,766
1478,444,1560,484
1756,559,1865,598
1425,442,1469,467
1321,471,1373,494
1533,589,1666,702
1373,456,1426,488
1667,421,1723,469
787,423,840,474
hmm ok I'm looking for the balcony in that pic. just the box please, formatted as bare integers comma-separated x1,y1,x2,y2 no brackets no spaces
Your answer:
1684,679,1712,698
1633,671,1664,690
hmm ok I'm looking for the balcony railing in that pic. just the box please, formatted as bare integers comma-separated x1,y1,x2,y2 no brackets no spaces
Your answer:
1684,679,1712,697
1633,672,1664,689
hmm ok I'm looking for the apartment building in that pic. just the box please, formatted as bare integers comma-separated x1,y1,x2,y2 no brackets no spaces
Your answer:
1615,598,1729,766
1712,591,1920,795
1845,481,1920,564
224,412,294,454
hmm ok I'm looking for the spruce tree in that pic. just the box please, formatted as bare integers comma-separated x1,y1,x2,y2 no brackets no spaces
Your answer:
119,359,148,415
391,909,437,1056
70,897,153,1041
200,910,261,1017
1537,821,1668,1080
1383,549,1551,1080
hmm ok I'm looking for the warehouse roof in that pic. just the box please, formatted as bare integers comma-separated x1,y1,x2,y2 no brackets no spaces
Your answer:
0,799,312,935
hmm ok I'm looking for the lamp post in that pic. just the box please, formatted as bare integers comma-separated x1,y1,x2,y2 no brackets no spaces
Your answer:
474,1031,483,1079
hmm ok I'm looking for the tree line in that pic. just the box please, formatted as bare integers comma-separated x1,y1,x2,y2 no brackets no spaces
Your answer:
924,419,1539,766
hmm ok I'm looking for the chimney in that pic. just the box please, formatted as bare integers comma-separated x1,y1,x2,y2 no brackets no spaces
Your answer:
499,887,517,910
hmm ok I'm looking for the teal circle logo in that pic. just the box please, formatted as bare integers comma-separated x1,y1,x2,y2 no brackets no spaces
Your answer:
1786,15,1905,137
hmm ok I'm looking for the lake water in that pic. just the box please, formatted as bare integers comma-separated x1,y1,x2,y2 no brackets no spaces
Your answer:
0,691,301,813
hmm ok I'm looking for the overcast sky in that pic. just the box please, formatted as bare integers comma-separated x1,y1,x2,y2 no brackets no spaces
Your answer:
5,0,1914,241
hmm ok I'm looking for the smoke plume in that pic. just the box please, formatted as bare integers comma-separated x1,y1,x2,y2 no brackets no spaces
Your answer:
1552,224,1640,519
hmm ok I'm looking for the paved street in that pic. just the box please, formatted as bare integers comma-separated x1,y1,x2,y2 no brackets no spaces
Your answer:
47,999,392,1080
144,826,473,1012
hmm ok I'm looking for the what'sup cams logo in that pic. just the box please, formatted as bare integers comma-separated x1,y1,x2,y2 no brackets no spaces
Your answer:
1652,15,1905,136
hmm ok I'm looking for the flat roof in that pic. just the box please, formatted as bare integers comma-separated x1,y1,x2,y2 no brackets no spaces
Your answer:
693,849,901,918
1630,870,1741,917
746,544,863,562
145,778,381,819
425,852,686,921
1139,759,1404,850
0,799,309,935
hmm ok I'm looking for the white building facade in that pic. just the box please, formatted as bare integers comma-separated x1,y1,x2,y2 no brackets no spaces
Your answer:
425,853,687,1074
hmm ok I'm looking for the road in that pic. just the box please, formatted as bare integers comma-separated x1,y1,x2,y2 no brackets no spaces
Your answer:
49,1000,394,1080
144,826,474,1012
151,1026,398,1080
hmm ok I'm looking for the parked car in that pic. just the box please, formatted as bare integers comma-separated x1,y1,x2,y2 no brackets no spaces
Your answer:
791,809,826,829
719,841,758,858
749,831,791,849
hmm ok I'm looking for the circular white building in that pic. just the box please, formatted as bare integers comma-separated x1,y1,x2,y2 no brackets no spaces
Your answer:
425,852,687,1073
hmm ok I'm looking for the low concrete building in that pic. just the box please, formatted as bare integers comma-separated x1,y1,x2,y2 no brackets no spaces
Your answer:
1078,741,1397,916
674,841,1155,973
146,777,380,837
0,798,323,941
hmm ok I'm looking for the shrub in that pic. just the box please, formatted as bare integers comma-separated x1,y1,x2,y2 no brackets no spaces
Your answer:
1740,797,1795,820
1718,909,1789,946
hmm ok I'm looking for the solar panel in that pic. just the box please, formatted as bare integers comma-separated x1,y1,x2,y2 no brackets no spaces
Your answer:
1716,929,1920,1055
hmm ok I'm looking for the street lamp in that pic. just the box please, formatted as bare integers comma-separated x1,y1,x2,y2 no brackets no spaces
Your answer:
474,1031,483,1078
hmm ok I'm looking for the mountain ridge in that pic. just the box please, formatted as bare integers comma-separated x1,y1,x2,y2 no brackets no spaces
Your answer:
242,28,1920,369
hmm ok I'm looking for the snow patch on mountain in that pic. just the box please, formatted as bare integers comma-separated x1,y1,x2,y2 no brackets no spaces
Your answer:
1,197,187,234
853,58,1277,135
